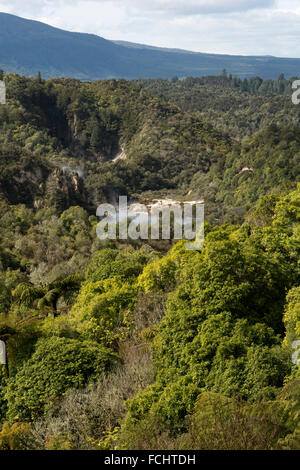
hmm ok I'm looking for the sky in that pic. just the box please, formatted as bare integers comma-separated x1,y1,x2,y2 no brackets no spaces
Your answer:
0,0,300,57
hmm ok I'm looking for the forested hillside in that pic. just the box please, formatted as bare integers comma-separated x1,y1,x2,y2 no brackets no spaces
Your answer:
135,74,300,138
0,73,298,223
0,72,299,450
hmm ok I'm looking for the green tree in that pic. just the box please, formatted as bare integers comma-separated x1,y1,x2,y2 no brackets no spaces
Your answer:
86,248,152,283
5,336,119,420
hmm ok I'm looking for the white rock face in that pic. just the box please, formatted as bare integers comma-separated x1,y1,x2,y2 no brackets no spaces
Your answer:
292,340,300,365
105,198,204,227
0,81,6,104
239,167,254,174
0,340,6,365
112,147,127,162
124,199,204,226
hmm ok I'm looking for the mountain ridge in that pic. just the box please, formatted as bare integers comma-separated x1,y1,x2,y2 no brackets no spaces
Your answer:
113,40,278,58
1,12,300,80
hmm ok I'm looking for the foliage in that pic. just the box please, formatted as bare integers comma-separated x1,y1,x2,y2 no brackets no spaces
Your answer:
284,287,300,345
0,422,33,450
68,278,136,344
0,72,299,450
0,73,298,225
86,248,153,283
5,336,119,420
122,189,299,434
181,392,287,450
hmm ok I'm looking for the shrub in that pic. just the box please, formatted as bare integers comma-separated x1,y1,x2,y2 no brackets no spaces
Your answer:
0,422,33,450
69,278,136,344
31,345,154,450
5,336,119,420
182,392,286,450
85,248,152,282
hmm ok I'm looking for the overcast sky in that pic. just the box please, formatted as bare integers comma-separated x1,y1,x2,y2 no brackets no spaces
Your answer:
1,0,300,57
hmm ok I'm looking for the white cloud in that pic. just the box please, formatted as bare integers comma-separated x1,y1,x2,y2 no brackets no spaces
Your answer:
0,0,277,16
88,0,276,16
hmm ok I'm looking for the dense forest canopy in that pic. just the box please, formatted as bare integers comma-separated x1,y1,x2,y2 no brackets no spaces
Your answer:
0,72,298,222
0,71,299,450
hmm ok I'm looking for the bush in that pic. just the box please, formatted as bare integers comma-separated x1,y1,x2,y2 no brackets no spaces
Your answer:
85,248,152,283
5,336,119,420
0,422,33,450
284,287,300,345
31,344,154,450
182,392,286,450
69,278,136,344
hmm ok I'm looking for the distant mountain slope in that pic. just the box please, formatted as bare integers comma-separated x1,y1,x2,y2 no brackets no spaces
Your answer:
1,12,300,79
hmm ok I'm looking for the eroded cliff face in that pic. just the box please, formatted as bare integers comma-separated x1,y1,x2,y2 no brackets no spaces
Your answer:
43,167,89,213
0,163,89,213
0,152,50,207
